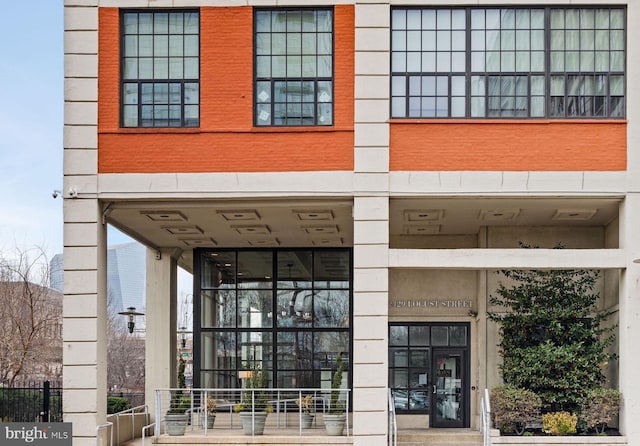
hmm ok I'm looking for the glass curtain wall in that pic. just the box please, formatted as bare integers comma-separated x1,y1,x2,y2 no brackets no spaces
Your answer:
196,249,351,390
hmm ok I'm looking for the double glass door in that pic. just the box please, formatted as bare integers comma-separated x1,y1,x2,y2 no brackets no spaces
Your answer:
389,323,469,428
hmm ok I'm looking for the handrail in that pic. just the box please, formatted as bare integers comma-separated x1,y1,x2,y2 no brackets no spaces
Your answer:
95,421,113,446
388,389,397,446
113,404,149,445
480,388,491,446
141,422,156,446
156,387,351,436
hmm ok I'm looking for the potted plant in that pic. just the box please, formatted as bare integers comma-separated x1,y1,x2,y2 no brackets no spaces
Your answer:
165,392,190,436
201,395,216,429
324,354,346,436
296,394,314,428
165,358,191,436
234,366,272,435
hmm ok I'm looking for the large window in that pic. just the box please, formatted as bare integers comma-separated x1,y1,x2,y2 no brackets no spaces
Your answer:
391,7,625,119
121,11,200,127
254,8,334,126
196,249,351,390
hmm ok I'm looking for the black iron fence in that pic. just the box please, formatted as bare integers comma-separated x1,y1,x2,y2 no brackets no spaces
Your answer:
0,381,63,422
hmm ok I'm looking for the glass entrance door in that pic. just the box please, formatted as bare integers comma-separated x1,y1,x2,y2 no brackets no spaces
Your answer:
389,323,470,428
431,349,465,428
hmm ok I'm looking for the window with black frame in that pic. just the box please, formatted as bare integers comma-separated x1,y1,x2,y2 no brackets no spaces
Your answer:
197,249,351,390
121,10,200,127
254,8,334,126
391,7,625,119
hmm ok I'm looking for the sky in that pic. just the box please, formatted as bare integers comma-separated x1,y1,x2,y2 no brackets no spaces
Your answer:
0,1,192,297
0,1,65,258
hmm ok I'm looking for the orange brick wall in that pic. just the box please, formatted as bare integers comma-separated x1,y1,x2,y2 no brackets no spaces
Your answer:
98,6,355,173
390,121,627,171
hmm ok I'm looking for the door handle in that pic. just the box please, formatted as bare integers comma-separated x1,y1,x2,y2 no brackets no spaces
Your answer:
432,385,436,394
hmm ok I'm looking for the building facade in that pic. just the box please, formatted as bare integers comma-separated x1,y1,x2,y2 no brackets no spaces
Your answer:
63,1,639,445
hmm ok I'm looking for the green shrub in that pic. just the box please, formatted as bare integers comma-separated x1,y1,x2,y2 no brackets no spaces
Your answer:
581,388,621,434
107,397,131,414
543,411,577,435
491,385,541,435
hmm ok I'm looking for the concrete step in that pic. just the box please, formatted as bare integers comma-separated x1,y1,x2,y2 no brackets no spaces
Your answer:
397,429,483,446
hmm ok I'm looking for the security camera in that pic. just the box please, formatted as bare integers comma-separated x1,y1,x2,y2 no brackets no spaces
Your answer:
52,190,62,199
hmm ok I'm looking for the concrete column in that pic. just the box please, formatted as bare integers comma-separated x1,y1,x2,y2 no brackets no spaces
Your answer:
63,3,100,446
354,3,390,445
62,202,107,446
145,248,180,421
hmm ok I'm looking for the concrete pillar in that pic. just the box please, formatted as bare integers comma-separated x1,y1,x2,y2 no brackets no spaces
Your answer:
63,2,100,445
145,248,180,421
353,3,390,445
62,202,107,446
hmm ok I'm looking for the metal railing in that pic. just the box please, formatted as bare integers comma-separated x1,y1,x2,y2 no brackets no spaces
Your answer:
388,389,397,446
95,421,113,446
155,387,351,436
480,388,491,446
111,404,149,445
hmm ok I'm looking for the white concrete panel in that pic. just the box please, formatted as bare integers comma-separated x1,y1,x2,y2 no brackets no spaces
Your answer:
354,268,388,293
355,75,389,100
353,292,388,316
63,318,98,342
64,125,98,150
354,172,389,193
354,220,389,244
63,389,98,412
65,78,98,102
353,435,387,446
354,123,389,147
64,341,98,365
353,339,387,362
64,6,98,31
356,28,390,52
62,413,99,437
525,171,585,191
98,172,354,195
353,316,388,341
582,172,626,193
63,295,98,318
355,4,389,28
355,147,389,173
64,223,99,247
64,174,98,195
64,102,98,126
64,270,98,295
63,198,99,224
64,31,98,55
352,387,388,412
355,51,390,76
64,365,98,388
355,99,389,123
64,246,99,270
354,244,389,268
354,196,388,220
70,438,101,446
64,54,98,78
66,0,98,5
352,363,387,388
390,171,627,195
65,149,98,175
352,411,388,436
389,248,626,269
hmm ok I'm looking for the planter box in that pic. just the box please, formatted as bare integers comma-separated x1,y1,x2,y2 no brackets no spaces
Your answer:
490,428,628,445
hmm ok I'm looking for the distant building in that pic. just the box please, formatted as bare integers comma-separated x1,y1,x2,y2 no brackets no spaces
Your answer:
50,242,146,319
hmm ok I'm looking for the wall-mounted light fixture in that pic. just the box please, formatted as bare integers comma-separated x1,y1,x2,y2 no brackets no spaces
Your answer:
118,306,144,333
